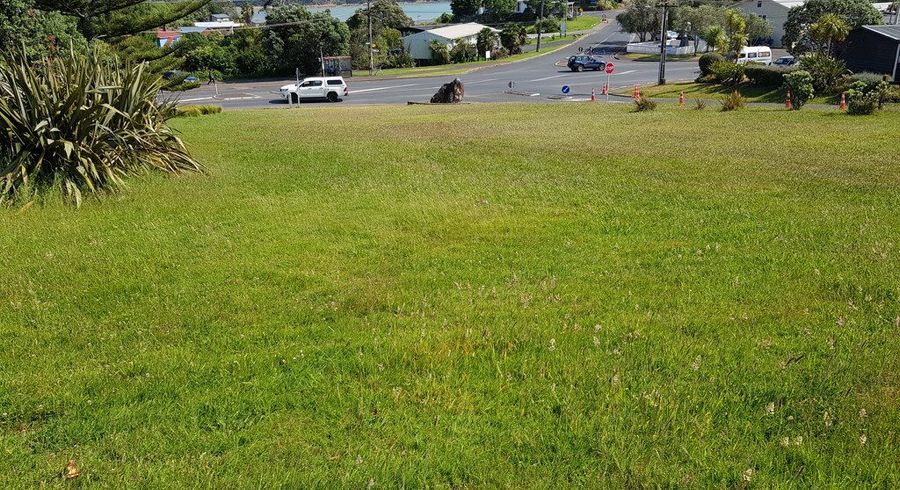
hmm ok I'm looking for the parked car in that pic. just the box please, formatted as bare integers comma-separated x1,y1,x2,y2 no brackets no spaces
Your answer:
567,55,606,72
184,75,199,83
280,77,348,103
773,55,796,66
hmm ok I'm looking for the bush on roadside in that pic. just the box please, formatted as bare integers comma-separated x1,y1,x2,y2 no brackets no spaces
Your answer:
744,63,794,87
708,61,745,86
0,49,202,207
534,17,560,34
698,52,724,77
783,70,815,110
175,105,223,118
798,53,846,94
845,79,891,115
720,90,746,111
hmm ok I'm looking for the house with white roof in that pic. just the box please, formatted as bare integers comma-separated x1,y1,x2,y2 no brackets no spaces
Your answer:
736,0,805,47
402,23,499,62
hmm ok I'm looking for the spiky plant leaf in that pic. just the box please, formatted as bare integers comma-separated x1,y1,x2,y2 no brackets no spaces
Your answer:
0,48,203,207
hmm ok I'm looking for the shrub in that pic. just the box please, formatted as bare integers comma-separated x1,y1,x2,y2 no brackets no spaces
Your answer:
534,17,560,34
450,39,477,63
694,98,707,110
744,63,794,87
175,105,223,118
0,48,202,207
429,40,450,65
698,52,724,76
782,70,815,110
798,53,846,94
633,93,657,112
708,61,745,86
845,79,891,115
720,90,746,111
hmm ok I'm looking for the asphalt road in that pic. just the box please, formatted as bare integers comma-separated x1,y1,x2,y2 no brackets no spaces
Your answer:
173,17,701,109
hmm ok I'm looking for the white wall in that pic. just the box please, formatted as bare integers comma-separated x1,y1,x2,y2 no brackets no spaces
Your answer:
403,31,452,60
736,0,792,47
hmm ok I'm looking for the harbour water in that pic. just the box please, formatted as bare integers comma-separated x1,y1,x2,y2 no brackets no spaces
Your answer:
305,1,452,22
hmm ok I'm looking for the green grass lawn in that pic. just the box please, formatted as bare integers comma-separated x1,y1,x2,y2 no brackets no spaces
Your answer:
2,104,899,487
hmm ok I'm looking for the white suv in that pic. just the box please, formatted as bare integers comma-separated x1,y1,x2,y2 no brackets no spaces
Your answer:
280,77,348,103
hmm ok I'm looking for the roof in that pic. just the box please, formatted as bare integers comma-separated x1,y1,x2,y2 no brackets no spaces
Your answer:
156,30,180,39
863,24,900,41
193,21,242,29
422,23,498,40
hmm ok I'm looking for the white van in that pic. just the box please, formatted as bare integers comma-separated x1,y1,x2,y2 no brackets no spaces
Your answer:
736,46,773,65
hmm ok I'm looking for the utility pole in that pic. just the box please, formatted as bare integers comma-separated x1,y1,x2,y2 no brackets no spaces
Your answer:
536,0,545,52
367,0,374,75
658,0,670,85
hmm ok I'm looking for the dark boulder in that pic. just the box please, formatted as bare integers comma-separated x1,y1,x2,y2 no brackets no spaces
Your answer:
430,78,465,103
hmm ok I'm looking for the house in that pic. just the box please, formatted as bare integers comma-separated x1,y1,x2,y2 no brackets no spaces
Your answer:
156,30,182,48
842,25,900,81
872,2,900,24
735,0,804,48
402,23,499,62
210,13,231,23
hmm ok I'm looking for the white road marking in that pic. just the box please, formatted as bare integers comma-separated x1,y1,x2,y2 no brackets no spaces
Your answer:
529,74,568,82
350,83,419,94
180,96,214,102
617,70,637,75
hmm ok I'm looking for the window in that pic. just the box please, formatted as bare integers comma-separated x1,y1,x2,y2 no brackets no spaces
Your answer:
326,79,343,86
748,53,758,58
301,80,323,87
757,1,762,7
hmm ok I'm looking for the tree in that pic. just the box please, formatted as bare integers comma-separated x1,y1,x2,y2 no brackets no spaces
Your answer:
0,0,86,57
451,0,481,19
346,0,413,32
724,9,747,58
476,27,498,58
450,39,477,63
616,0,658,42
783,0,882,55
482,0,516,17
809,13,849,56
743,14,772,44
34,0,211,39
241,2,254,24
702,25,726,54
263,5,349,75
500,23,527,54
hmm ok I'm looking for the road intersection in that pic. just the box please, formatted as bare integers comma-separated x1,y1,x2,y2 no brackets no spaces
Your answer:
175,17,702,108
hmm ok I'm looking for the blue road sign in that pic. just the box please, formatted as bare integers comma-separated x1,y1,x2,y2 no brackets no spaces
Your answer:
561,85,570,94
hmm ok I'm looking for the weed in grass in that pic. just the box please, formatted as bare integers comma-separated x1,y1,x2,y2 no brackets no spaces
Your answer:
694,98,707,110
720,90,746,111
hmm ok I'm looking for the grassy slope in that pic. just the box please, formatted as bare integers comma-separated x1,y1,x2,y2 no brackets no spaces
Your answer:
1,104,899,487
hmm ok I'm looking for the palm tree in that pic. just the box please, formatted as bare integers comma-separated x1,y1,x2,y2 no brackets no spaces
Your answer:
702,26,726,54
809,13,850,56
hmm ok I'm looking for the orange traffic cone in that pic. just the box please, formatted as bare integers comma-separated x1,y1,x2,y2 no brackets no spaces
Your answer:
679,90,685,105
633,85,640,101
785,89,793,110
591,87,596,101
839,92,847,111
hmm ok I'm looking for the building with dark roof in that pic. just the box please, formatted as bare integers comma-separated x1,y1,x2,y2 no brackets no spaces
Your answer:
842,25,900,81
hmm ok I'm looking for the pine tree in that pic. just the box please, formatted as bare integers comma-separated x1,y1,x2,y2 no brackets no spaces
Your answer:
34,0,211,39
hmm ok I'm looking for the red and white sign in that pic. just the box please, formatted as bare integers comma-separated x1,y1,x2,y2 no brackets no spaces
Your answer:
605,63,615,74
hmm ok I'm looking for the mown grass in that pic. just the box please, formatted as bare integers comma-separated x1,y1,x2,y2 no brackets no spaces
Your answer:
1,104,899,487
